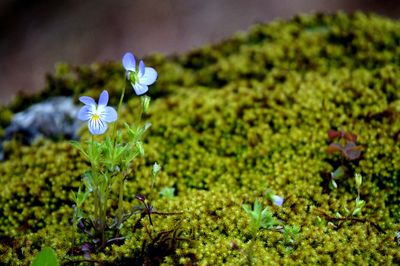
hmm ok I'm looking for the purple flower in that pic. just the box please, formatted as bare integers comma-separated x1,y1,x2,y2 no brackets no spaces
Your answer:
122,52,158,95
265,190,284,207
77,90,117,135
270,195,284,207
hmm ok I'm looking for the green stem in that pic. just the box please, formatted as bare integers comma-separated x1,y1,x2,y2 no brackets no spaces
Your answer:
100,182,109,246
116,173,126,226
111,86,126,147
90,135,100,231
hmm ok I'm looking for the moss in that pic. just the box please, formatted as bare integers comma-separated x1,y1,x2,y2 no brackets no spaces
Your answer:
1,12,400,265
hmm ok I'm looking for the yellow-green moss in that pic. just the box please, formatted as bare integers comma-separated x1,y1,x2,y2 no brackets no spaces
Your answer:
1,12,400,265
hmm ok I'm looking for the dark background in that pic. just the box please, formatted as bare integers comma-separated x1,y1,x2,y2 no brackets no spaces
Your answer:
0,0,399,105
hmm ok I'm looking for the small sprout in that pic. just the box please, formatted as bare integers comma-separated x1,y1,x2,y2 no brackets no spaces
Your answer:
352,197,365,216
335,212,342,218
242,199,279,235
315,216,325,226
352,173,365,216
282,225,301,245
159,187,175,198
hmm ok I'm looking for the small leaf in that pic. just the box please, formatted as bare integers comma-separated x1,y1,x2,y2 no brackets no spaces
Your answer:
343,132,357,142
327,130,342,140
242,204,252,215
352,207,363,216
331,166,345,179
143,122,152,132
32,247,59,266
329,179,337,189
83,171,94,192
136,141,144,156
159,187,175,198
326,143,343,154
344,143,363,160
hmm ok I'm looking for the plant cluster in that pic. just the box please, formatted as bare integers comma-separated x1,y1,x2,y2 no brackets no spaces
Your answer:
69,52,161,254
324,129,363,190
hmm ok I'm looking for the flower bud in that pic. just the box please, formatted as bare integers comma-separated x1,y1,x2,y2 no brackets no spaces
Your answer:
152,162,161,177
141,95,151,114
355,173,362,188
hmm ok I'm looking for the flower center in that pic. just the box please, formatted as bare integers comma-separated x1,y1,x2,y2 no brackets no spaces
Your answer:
129,71,139,84
92,113,100,121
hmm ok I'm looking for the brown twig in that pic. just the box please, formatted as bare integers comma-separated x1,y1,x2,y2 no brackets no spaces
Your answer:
314,208,385,233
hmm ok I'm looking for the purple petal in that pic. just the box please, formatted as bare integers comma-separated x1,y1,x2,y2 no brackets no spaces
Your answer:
271,195,284,206
98,90,109,106
138,60,145,77
88,118,108,135
133,83,148,95
77,105,92,121
139,67,157,85
79,96,96,106
102,106,117,122
122,52,136,71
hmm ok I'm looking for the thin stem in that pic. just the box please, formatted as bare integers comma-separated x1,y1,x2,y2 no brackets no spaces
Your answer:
90,135,100,231
111,86,126,147
116,173,126,226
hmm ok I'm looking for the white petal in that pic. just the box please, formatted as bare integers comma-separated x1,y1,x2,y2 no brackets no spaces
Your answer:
133,83,148,95
139,67,158,85
101,106,117,122
77,105,92,121
88,118,108,135
122,52,136,71
98,90,109,106
79,96,96,106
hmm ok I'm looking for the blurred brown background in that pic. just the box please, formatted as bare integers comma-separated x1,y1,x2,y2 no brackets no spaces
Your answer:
0,0,399,105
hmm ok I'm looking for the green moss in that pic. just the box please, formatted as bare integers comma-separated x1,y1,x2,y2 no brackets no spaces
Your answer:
1,12,400,265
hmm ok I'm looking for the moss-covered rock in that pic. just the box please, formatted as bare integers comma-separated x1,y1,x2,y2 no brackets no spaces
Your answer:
1,12,400,265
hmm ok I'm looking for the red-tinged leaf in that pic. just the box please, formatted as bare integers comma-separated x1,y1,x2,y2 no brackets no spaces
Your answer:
327,130,341,140
344,132,358,142
326,143,343,154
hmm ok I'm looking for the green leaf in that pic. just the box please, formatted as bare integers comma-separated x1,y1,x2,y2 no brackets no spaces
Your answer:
159,187,175,198
329,179,337,190
242,204,252,215
136,141,145,156
70,140,88,160
83,171,94,192
31,247,59,266
253,199,262,215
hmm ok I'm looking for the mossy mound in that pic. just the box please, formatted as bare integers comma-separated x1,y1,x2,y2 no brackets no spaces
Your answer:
1,12,400,265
